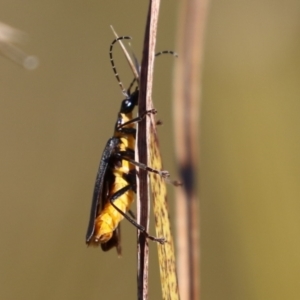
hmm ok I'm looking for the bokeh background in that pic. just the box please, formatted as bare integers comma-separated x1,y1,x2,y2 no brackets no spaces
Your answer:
0,1,299,299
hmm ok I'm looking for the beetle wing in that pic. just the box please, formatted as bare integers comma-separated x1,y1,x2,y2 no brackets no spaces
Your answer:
85,137,119,242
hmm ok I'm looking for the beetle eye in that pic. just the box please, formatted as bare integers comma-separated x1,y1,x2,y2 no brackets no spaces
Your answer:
124,99,131,108
120,97,135,113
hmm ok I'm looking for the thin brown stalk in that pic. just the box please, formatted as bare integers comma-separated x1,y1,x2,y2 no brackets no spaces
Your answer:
111,2,178,298
136,1,160,299
173,0,210,299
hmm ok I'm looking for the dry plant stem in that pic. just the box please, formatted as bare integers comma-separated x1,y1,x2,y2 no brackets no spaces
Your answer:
136,1,160,299
149,123,180,300
173,0,210,299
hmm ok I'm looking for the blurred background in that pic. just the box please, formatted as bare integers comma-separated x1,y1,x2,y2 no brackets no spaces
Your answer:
0,1,299,299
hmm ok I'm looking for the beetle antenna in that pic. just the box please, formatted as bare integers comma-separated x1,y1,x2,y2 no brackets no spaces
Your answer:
109,36,132,96
155,50,178,58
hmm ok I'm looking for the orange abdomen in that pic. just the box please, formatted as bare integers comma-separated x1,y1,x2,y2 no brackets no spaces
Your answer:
90,185,134,245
